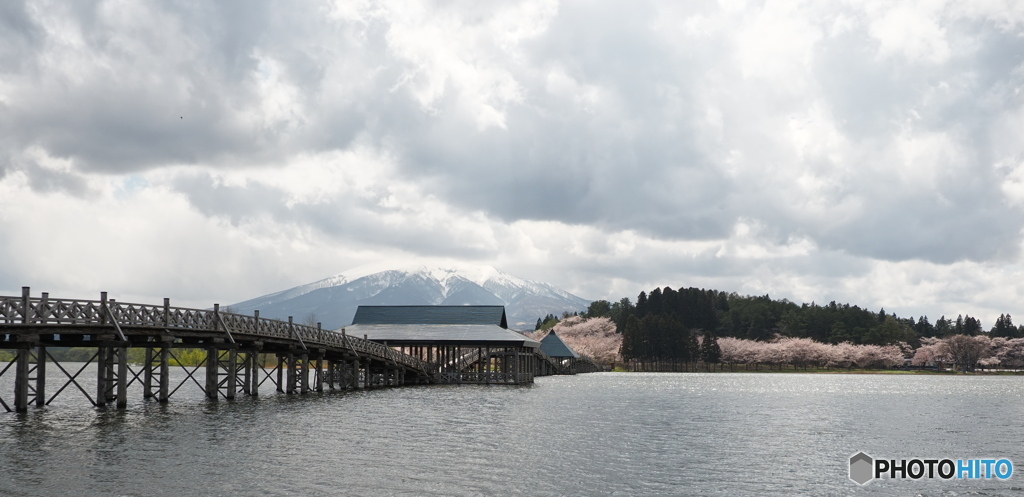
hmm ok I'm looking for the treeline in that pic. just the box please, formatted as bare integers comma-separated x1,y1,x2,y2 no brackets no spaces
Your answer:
578,286,1024,363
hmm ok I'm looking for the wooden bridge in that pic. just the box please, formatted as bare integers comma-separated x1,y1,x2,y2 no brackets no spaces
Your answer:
0,288,600,413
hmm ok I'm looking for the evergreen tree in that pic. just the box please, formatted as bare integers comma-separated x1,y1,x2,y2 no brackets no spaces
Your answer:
915,316,936,337
991,314,1017,338
648,287,664,316
963,315,982,336
620,315,642,360
682,328,700,367
610,297,634,333
635,291,649,320
700,331,721,371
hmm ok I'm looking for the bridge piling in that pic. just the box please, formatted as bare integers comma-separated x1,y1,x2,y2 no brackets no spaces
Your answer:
142,344,172,402
314,355,324,393
34,344,46,408
300,353,309,394
116,345,127,408
96,346,107,407
284,353,295,394
14,346,29,412
204,346,217,400
226,349,238,400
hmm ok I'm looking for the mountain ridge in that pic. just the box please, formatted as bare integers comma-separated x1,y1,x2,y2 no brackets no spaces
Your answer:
228,263,592,330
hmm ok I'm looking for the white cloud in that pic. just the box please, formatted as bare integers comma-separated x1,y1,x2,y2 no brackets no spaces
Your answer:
868,3,951,64
3,0,1024,327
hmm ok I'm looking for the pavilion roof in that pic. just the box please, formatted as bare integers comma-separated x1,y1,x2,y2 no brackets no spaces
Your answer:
351,305,508,328
346,305,538,348
539,330,580,358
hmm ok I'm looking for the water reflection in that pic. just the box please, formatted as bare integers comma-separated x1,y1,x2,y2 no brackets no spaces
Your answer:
1,372,1023,496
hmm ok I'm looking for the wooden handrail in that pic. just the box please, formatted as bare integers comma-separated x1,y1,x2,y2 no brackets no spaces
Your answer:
0,294,433,373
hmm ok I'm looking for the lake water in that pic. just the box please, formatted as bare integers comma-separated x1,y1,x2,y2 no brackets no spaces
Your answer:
1,370,1023,496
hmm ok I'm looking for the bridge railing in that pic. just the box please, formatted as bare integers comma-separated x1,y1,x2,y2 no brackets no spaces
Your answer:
0,293,431,373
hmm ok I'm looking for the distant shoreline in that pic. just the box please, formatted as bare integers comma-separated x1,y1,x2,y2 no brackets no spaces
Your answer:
609,367,1024,375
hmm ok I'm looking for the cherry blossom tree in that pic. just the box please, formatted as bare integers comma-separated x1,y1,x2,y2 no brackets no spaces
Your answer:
943,334,991,371
529,316,622,366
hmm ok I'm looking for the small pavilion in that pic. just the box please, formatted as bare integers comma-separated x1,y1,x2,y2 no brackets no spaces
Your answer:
345,305,541,384
538,330,581,374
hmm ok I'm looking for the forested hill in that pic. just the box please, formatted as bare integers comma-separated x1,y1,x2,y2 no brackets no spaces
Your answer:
581,286,1021,347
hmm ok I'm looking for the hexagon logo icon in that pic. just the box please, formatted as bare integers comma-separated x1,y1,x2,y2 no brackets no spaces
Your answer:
849,452,874,485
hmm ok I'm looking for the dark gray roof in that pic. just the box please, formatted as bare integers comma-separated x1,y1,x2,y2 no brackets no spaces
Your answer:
539,330,580,358
351,305,508,328
346,323,540,348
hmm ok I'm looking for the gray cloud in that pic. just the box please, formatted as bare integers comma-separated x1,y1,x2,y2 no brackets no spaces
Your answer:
171,171,496,260
4,0,1024,319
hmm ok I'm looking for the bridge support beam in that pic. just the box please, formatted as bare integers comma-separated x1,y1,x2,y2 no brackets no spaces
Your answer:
14,347,30,412
246,351,260,397
117,346,128,408
226,349,238,400
96,344,128,408
286,353,296,394
314,355,324,393
241,350,255,396
143,343,172,403
204,347,218,400
299,353,309,394
33,344,45,408
276,354,285,393
324,359,335,391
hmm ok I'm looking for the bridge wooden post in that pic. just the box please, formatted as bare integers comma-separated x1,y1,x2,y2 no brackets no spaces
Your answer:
34,344,46,407
276,354,284,393
299,353,309,395
241,350,252,396
20,287,30,324
365,358,373,388
116,345,128,408
14,346,29,412
297,353,305,393
143,341,171,402
315,355,324,393
325,359,335,390
248,348,262,397
285,353,296,394
143,348,154,399
226,349,238,400
95,346,106,407
205,347,218,400
158,346,170,402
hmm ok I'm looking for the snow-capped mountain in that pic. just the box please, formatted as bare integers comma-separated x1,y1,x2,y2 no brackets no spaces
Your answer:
228,262,592,330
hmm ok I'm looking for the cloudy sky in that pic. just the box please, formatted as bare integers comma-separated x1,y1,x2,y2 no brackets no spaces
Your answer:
2,0,1024,325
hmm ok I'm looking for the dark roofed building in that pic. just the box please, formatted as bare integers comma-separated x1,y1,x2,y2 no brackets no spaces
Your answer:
352,305,509,328
539,330,582,374
345,305,540,384
539,330,580,358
